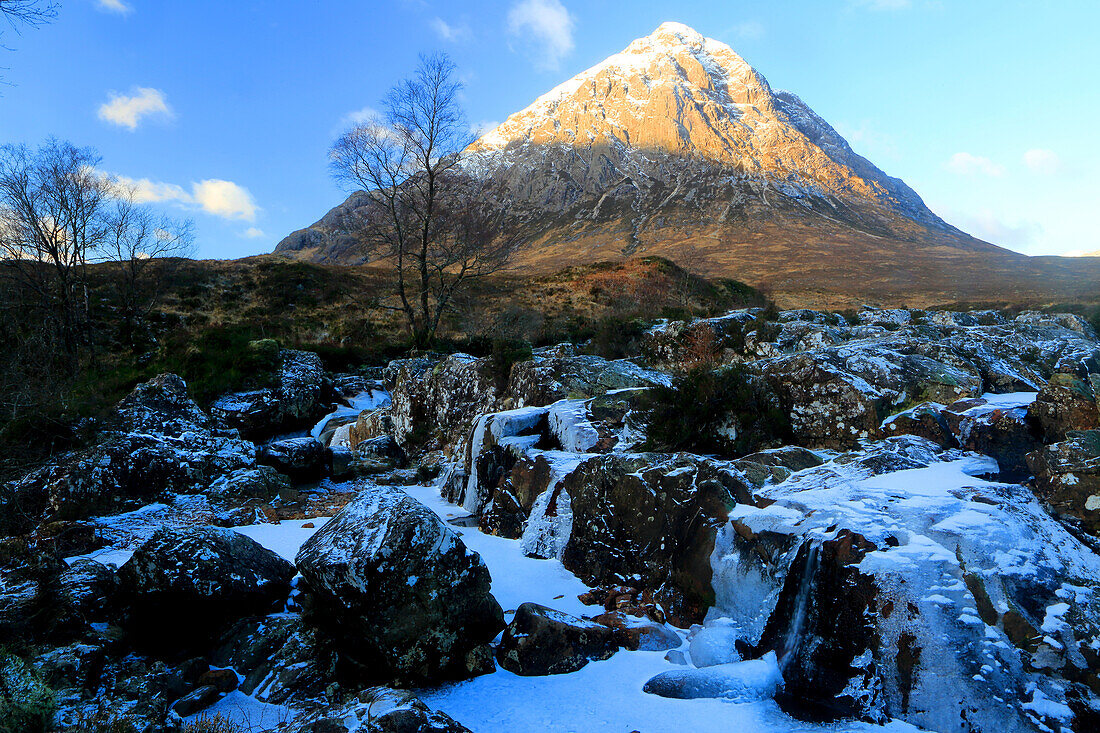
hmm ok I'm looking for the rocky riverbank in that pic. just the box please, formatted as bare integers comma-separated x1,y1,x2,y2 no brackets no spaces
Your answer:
3,306,1100,732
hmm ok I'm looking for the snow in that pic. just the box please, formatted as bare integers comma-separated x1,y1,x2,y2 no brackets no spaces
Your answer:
309,389,390,441
419,647,920,733
401,483,591,618
393,480,926,733
233,519,330,563
184,690,295,730
955,391,1038,417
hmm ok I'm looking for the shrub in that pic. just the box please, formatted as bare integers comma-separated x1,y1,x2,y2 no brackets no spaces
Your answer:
63,707,141,733
587,316,650,359
156,325,279,405
0,652,56,733
183,715,244,733
638,364,790,457
489,338,533,391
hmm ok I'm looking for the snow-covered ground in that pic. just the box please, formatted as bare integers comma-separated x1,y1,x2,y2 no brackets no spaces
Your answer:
185,479,928,732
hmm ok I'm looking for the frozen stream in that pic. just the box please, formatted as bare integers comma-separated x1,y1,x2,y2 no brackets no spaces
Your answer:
189,479,927,732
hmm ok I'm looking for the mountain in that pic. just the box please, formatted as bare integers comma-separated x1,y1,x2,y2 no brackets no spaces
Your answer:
276,22,1100,307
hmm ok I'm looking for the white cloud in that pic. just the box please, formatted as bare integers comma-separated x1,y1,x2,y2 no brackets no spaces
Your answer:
507,0,575,71
114,175,258,221
431,17,472,42
836,121,899,161
241,227,266,239
343,106,382,126
192,179,259,222
949,208,1042,251
945,152,1005,177
1023,148,1063,176
98,87,172,130
114,176,188,204
730,21,765,40
96,0,132,14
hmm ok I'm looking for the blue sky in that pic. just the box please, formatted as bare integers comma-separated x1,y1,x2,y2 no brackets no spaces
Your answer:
2,0,1097,259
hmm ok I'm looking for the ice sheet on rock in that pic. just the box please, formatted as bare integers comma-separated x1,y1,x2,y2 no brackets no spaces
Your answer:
548,399,600,452
519,449,590,561
184,690,295,730
309,389,390,441
643,652,782,701
464,406,549,513
953,391,1038,416
712,437,1100,731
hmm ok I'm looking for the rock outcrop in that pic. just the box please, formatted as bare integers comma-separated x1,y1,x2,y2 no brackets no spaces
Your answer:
295,486,504,684
117,526,295,651
496,603,624,676
1028,430,1100,539
210,349,334,438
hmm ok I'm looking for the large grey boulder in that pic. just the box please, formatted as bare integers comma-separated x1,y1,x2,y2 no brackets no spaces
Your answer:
118,526,295,651
295,486,504,684
258,436,327,481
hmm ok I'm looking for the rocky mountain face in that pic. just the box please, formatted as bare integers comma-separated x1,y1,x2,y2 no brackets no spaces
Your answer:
275,22,1100,307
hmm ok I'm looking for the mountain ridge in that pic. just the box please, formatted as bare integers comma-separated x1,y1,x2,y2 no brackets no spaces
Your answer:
275,22,1100,307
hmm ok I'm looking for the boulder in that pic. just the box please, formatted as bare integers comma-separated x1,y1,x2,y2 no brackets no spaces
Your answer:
113,372,213,436
557,453,746,624
295,486,504,684
118,526,295,651
210,349,333,438
760,345,982,449
940,396,1041,482
361,691,472,733
206,465,291,509
507,354,669,408
496,603,624,676
258,437,327,482
171,684,222,717
384,355,497,455
353,435,408,473
590,611,682,652
349,407,396,448
1029,373,1100,443
5,374,255,523
882,402,958,449
56,558,118,622
1027,430,1100,538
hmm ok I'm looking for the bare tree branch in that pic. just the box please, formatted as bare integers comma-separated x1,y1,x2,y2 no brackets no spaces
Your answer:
329,53,517,349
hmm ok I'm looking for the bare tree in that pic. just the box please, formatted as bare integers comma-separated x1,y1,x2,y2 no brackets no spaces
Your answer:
1,0,57,84
0,0,56,27
329,53,518,349
103,191,196,348
0,138,195,360
0,140,113,359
